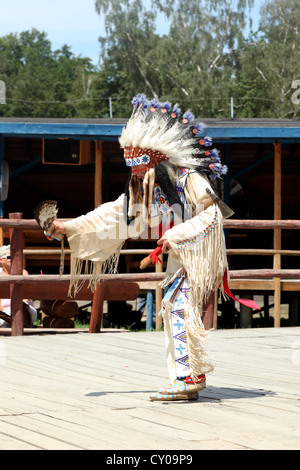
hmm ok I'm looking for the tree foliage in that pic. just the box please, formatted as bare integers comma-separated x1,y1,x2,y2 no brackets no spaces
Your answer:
233,0,300,118
0,29,98,118
0,0,299,119
95,0,254,117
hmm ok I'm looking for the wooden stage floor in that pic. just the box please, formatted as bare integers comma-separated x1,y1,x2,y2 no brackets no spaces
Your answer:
0,326,299,450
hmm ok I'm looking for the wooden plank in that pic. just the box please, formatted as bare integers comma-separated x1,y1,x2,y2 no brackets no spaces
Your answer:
138,281,160,290
0,280,139,301
2,275,300,298
0,416,80,450
228,280,275,290
281,280,300,291
0,431,39,450
105,281,140,301
1,218,300,230
1,269,300,287
0,273,164,285
224,220,300,229
0,328,299,450
229,269,300,278
226,249,300,256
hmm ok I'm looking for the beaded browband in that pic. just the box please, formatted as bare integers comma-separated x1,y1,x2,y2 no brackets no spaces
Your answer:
123,146,169,167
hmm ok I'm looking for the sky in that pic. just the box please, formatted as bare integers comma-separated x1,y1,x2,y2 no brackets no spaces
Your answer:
0,0,264,66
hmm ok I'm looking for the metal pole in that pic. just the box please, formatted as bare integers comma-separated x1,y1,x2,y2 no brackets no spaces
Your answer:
146,290,154,331
109,97,113,119
230,97,234,119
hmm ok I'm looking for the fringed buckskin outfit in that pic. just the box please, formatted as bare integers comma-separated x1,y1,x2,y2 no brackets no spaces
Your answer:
62,94,232,401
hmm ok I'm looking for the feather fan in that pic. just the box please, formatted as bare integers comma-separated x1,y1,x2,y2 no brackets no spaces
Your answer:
34,199,60,237
34,200,65,274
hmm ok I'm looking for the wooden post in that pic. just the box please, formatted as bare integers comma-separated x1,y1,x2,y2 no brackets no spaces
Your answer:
9,213,24,336
90,141,104,332
213,290,218,329
239,294,252,328
94,140,103,208
202,291,216,330
273,143,282,327
89,282,107,333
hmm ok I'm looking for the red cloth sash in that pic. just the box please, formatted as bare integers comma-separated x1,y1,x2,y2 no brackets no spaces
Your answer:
222,270,260,310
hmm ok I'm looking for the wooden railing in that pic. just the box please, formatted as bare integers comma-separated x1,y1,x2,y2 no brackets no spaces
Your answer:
1,213,300,335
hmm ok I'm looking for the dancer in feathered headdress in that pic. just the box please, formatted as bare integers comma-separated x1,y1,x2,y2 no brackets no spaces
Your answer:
43,93,237,401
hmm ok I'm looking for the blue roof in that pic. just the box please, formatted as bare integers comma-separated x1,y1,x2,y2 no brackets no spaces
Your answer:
1,117,300,143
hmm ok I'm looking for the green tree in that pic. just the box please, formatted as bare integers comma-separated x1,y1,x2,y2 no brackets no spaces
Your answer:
1,1,299,120
95,0,160,116
95,0,254,117
0,29,98,118
233,0,300,118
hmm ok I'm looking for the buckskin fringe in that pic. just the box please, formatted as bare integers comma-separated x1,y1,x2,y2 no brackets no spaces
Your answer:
170,207,227,378
67,248,123,297
161,297,215,380
184,301,215,379
176,207,227,309
158,267,182,289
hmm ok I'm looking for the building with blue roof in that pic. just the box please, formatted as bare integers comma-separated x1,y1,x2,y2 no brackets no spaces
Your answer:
1,116,299,218
0,117,299,327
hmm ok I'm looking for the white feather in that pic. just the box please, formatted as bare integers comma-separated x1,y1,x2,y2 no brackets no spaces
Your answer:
119,107,205,168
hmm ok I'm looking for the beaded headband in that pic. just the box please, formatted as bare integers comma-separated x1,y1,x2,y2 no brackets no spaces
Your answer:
124,146,169,167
